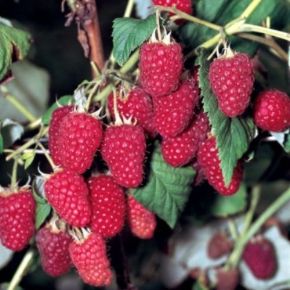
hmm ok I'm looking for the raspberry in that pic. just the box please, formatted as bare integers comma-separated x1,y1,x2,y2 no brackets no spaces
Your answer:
69,232,112,286
127,195,156,239
0,188,35,251
197,137,243,195
48,105,73,165
216,268,239,290
209,52,254,117
152,0,192,15
154,80,199,137
36,221,71,277
161,112,209,167
108,88,156,136
101,124,146,188
44,170,91,227
207,232,233,259
242,236,277,279
139,41,183,97
253,89,290,132
57,112,103,174
89,175,126,238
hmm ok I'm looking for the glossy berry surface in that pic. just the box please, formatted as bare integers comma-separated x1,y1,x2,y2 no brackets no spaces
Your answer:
253,89,290,132
45,170,91,227
101,124,146,188
152,0,192,15
69,233,112,286
0,189,35,251
140,42,183,97
128,195,157,239
89,175,126,238
209,53,254,117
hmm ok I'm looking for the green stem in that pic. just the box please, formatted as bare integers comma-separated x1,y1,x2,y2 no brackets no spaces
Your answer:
239,0,262,19
94,49,140,102
37,141,56,170
227,187,290,268
11,158,19,189
7,250,34,290
228,219,239,240
0,86,37,122
6,127,49,162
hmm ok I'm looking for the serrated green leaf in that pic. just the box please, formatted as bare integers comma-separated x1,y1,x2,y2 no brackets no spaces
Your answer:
35,202,51,229
41,95,72,125
210,184,247,217
197,49,255,185
0,24,31,81
112,15,156,65
130,143,195,228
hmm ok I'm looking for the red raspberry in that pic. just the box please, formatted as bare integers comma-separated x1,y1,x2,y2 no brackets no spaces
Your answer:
152,0,192,15
209,52,254,117
154,80,199,137
36,222,71,277
57,112,103,174
216,268,239,290
101,124,146,188
127,195,156,239
207,232,233,259
108,88,156,136
48,105,73,165
139,41,183,97
161,112,209,167
197,137,243,195
69,232,112,286
44,170,91,227
253,89,290,132
89,175,126,238
242,236,277,279
0,188,35,251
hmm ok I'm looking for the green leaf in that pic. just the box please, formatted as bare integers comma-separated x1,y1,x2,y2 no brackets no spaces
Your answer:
22,151,36,169
130,143,195,228
41,95,72,125
0,119,24,149
0,24,31,81
35,202,51,229
210,184,247,217
283,132,290,154
197,49,255,185
112,15,156,65
0,134,3,154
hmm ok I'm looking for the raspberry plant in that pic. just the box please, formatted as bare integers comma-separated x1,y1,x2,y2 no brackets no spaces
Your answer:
0,0,290,289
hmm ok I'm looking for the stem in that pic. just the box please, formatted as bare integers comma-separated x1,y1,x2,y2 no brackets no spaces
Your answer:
7,250,34,290
0,86,37,122
6,127,49,162
239,0,262,19
37,141,56,170
238,33,288,61
94,49,140,102
11,158,19,189
157,6,221,31
228,219,239,240
227,187,290,268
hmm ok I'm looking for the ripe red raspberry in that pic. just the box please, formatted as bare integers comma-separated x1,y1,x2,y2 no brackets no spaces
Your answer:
0,188,35,251
152,0,192,15
242,236,277,279
48,105,73,165
127,195,156,239
89,175,126,238
101,124,146,188
44,170,91,227
108,88,156,136
69,232,112,286
209,52,254,117
139,41,183,97
253,89,290,132
161,112,209,167
36,222,71,277
154,80,199,137
197,137,243,195
57,112,103,174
